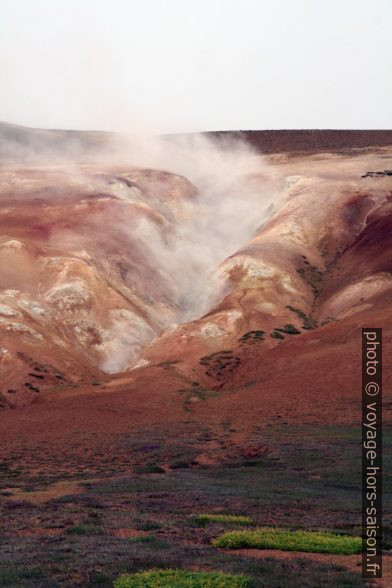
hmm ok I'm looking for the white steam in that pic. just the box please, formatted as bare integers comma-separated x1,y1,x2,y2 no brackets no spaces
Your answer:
98,133,277,374
0,127,278,374
119,134,274,321
94,135,274,373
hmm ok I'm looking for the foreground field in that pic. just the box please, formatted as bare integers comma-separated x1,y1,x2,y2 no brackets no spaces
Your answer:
1,424,391,587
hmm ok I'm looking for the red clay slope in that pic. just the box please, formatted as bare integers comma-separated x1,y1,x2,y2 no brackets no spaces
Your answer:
0,127,391,471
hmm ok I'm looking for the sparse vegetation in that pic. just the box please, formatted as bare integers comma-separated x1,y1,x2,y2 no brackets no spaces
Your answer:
170,460,191,469
275,324,301,335
320,316,337,326
114,569,254,587
199,350,240,380
157,359,182,370
134,465,166,474
66,523,102,535
134,518,163,531
127,535,169,548
238,330,265,345
0,392,8,409
270,330,284,339
178,382,219,412
221,418,233,432
0,423,381,586
286,306,317,330
296,257,325,297
192,514,253,526
0,567,45,585
213,527,362,555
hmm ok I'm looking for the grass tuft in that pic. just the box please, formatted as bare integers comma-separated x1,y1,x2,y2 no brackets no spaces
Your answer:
212,527,362,555
66,523,102,535
128,535,170,548
192,514,253,526
134,465,166,474
134,518,163,531
114,569,254,587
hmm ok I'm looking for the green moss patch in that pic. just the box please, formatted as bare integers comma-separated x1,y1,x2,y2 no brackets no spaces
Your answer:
212,527,362,555
114,569,253,587
66,523,102,535
192,514,253,526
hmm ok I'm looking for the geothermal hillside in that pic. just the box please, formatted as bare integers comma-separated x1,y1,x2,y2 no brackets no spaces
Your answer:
0,122,391,431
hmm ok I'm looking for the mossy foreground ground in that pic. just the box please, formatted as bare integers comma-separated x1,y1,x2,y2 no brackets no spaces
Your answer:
0,424,391,586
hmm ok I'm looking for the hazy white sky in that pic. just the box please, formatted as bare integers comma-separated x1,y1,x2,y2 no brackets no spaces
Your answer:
1,0,391,133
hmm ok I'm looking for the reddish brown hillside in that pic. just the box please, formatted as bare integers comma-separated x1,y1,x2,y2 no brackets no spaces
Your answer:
0,127,391,470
